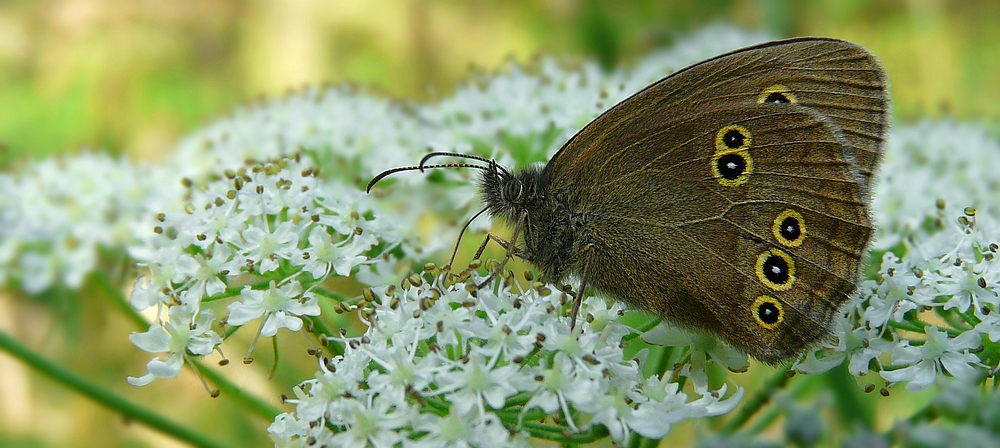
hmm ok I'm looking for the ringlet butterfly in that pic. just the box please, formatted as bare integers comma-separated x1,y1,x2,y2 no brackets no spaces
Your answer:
368,37,889,363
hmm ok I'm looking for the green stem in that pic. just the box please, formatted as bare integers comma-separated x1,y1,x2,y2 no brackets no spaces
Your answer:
889,317,962,338
905,401,938,424
92,271,148,329
312,286,355,304
745,405,782,435
422,395,451,416
888,319,924,333
0,329,234,448
634,434,658,448
622,316,661,342
503,391,533,407
521,420,609,444
718,365,792,435
827,360,874,429
306,310,345,357
934,305,973,332
953,308,980,329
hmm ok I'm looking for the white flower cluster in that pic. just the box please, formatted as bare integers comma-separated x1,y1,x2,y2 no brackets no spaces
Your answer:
0,153,174,293
873,119,1000,248
269,269,742,446
127,156,396,386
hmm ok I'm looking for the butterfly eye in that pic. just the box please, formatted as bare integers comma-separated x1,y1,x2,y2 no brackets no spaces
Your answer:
758,84,797,104
753,296,784,329
501,178,524,203
773,209,806,247
755,249,796,291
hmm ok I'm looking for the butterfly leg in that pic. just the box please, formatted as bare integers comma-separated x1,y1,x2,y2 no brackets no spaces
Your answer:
568,244,596,331
445,206,491,269
475,211,527,289
472,233,523,260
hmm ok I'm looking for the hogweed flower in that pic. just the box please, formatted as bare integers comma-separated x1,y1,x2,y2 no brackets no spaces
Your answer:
794,207,998,394
127,155,395,384
128,304,223,386
270,268,743,446
0,153,175,293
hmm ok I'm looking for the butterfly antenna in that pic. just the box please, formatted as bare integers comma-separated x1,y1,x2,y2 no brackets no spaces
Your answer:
420,152,510,177
366,163,487,193
447,205,490,268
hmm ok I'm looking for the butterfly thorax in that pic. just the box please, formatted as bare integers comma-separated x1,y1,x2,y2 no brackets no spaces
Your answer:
479,164,581,282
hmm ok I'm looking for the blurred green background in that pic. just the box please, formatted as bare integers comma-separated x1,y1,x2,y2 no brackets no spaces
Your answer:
1,1,999,447
1,0,999,165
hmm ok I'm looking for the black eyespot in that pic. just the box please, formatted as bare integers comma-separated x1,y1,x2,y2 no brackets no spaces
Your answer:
715,153,747,180
780,216,801,241
758,85,797,105
722,129,745,149
762,255,790,285
712,126,753,187
752,296,784,328
764,92,791,104
757,301,781,325
772,209,806,247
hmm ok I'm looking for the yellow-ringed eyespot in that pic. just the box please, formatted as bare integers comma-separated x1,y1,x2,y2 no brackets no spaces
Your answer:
710,150,752,187
753,295,783,329
758,84,797,104
715,125,752,152
772,209,806,247
755,249,795,291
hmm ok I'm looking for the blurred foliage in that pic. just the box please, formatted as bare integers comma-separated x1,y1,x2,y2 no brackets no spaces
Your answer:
1,1,999,447
0,0,998,164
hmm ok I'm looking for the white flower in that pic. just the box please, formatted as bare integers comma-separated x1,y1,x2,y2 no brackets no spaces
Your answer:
271,271,741,445
934,257,998,313
268,413,326,448
364,342,442,406
796,316,897,376
236,221,301,274
0,154,174,292
291,352,371,423
863,252,925,327
973,307,1000,342
641,323,749,387
227,279,318,336
435,354,519,415
127,305,222,386
292,226,373,279
630,378,743,439
124,156,398,383
410,406,519,448
326,398,412,448
880,326,984,392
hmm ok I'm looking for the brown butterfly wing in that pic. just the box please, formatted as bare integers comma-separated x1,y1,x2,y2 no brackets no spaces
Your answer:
547,38,888,196
543,38,887,363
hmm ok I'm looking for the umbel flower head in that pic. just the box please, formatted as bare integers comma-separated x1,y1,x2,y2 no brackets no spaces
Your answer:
270,265,743,446
127,155,396,385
